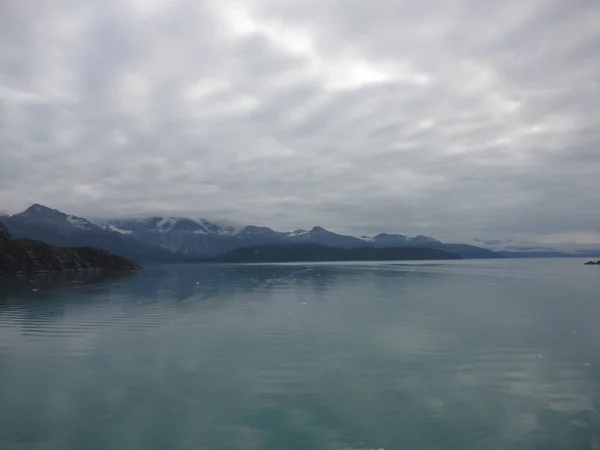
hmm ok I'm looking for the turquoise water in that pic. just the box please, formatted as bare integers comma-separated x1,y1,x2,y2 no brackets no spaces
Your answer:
1,260,599,449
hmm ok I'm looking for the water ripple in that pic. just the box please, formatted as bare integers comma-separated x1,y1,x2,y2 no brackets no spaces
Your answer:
1,260,599,449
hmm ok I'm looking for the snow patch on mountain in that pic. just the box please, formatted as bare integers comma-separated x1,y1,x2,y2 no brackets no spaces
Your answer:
156,217,178,232
66,215,95,229
105,216,238,236
288,229,309,237
105,224,132,235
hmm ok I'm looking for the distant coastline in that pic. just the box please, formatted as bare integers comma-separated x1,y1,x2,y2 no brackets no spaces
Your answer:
192,243,462,264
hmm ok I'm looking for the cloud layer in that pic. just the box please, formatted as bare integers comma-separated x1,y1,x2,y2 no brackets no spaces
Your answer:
1,0,599,246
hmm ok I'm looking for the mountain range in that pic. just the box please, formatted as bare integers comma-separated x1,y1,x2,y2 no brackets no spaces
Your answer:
1,205,178,262
0,203,582,262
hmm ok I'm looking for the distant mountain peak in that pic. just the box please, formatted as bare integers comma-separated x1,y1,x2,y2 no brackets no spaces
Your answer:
371,233,408,243
29,203,50,210
15,204,99,231
311,226,327,233
241,225,275,234
412,235,442,244
373,232,407,239
22,203,64,216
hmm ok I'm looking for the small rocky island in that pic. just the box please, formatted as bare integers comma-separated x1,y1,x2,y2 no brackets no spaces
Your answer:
0,222,141,274
584,260,600,265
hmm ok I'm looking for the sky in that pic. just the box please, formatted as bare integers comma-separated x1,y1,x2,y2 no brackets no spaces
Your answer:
1,0,599,250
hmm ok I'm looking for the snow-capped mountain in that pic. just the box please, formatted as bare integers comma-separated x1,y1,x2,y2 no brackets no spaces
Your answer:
103,217,244,256
108,217,236,236
104,217,292,255
236,225,282,238
2,204,506,260
15,204,101,232
285,226,367,248
369,233,443,247
2,205,180,262
104,215,493,258
103,219,371,256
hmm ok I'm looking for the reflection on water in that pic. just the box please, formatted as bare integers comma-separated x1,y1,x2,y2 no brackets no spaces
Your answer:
1,260,599,450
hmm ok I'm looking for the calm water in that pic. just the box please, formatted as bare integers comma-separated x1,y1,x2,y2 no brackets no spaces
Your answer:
1,260,599,450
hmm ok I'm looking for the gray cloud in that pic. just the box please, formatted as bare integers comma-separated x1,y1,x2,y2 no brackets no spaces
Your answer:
1,0,599,247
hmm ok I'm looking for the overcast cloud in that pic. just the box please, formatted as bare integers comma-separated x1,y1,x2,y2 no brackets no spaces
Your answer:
1,0,599,248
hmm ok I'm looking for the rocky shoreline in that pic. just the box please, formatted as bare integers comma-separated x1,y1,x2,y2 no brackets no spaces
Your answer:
1,222,141,274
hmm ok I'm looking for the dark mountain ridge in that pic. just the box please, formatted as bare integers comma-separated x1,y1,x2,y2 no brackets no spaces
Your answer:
199,243,462,263
0,222,141,274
